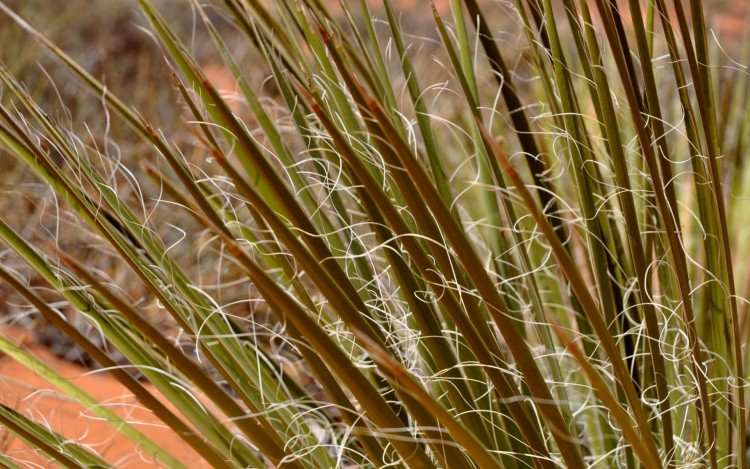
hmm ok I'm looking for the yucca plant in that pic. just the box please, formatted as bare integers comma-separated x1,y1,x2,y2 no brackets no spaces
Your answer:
0,0,748,467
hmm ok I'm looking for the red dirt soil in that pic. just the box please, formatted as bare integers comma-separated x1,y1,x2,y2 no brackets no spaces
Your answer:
0,326,205,468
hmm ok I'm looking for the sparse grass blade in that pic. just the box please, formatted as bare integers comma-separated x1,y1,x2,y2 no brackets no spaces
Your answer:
0,404,113,469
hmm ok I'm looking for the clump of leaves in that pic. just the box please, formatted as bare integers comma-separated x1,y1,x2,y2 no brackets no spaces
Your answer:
0,0,748,467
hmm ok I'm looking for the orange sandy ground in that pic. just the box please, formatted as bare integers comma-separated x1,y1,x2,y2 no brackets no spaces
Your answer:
0,326,205,468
